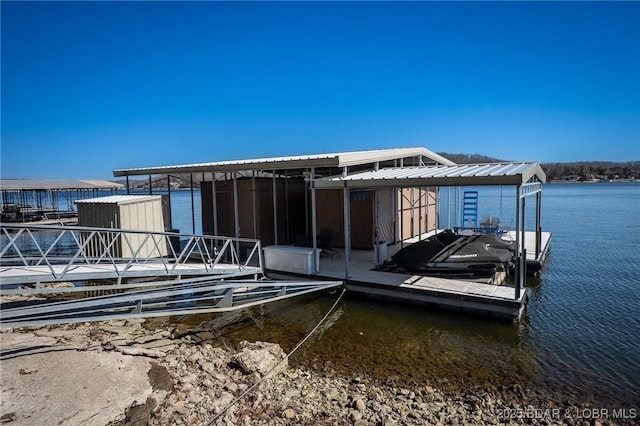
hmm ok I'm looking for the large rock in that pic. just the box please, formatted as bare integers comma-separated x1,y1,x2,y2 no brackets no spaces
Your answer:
230,341,287,376
0,331,161,426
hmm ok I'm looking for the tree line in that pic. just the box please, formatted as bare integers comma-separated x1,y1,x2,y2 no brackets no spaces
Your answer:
439,153,639,182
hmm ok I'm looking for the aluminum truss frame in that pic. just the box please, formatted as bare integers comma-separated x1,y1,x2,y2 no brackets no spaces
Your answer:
0,279,343,328
0,223,264,290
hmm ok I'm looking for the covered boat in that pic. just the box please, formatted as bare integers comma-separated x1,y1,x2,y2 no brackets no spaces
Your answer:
391,230,516,276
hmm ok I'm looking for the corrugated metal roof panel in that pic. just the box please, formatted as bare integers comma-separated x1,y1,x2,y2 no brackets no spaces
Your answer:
75,195,161,204
0,179,123,191
314,162,546,189
113,147,456,177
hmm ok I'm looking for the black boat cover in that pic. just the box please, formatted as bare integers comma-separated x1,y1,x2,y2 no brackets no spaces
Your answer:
391,230,515,273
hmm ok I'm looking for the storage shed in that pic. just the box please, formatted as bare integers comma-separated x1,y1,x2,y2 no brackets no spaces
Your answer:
76,195,168,258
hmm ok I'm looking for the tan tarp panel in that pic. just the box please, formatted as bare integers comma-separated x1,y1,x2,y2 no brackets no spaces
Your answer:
314,189,344,247
201,177,305,246
375,188,395,244
314,189,373,249
397,188,437,241
202,180,438,249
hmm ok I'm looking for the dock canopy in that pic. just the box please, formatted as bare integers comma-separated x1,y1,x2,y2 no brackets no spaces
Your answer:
113,147,455,176
0,179,123,191
313,162,546,189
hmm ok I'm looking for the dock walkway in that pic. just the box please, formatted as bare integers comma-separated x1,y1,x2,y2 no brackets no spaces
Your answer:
0,262,262,289
0,223,264,294
312,230,551,321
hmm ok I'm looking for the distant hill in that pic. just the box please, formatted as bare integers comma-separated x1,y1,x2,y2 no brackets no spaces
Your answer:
438,152,639,181
437,153,504,164
540,161,639,181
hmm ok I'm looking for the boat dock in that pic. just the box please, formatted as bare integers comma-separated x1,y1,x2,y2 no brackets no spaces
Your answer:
268,230,551,322
0,179,123,224
112,147,551,323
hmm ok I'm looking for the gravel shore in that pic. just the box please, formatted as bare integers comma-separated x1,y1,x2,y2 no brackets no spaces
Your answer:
0,319,635,426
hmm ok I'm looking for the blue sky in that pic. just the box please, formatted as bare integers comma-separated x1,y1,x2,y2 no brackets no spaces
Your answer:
2,1,639,179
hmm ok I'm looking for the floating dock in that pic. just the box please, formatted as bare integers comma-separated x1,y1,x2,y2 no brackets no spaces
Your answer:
112,147,551,322
267,230,551,322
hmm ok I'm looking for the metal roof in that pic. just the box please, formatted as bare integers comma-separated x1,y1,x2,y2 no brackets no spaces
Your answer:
313,162,547,189
113,147,455,177
75,195,161,204
0,179,124,191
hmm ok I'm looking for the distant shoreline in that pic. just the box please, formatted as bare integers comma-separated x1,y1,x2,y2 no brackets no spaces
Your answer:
547,179,637,184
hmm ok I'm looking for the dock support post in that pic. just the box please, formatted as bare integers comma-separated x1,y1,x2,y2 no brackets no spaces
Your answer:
190,174,195,234
284,169,290,244
535,191,542,259
343,185,351,279
252,171,257,238
410,188,415,238
233,172,240,240
515,185,521,300
272,171,278,245
521,194,527,287
148,175,153,195
212,173,219,236
419,187,423,240
126,176,130,195
447,187,451,229
167,175,173,229
400,188,404,248
311,168,318,274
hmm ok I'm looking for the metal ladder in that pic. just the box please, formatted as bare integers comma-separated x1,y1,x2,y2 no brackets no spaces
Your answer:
462,191,478,228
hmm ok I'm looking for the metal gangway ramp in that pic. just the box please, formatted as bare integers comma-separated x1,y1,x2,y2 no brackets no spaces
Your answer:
0,224,342,327
0,223,265,293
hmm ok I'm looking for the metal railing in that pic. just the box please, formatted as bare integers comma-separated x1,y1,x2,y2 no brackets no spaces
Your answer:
0,223,264,287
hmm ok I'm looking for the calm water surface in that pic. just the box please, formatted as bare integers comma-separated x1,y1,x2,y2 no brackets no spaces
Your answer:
154,183,640,407
12,185,637,406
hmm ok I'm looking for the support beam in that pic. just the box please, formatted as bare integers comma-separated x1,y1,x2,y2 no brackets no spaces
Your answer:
399,188,404,248
167,175,173,229
343,186,351,279
212,173,219,236
284,169,290,243
514,185,521,300
521,194,527,287
374,189,380,264
446,187,450,229
190,174,195,234
418,187,423,240
272,171,278,245
311,168,318,274
233,172,240,240
410,188,415,237
252,171,257,238
535,191,542,258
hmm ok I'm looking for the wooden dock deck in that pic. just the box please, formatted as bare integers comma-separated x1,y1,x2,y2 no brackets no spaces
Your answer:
269,230,551,322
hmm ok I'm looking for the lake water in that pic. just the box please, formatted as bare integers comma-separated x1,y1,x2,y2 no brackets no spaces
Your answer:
159,182,640,408
6,184,638,407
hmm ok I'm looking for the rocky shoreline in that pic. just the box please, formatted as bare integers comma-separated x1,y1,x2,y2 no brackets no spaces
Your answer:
0,319,634,426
